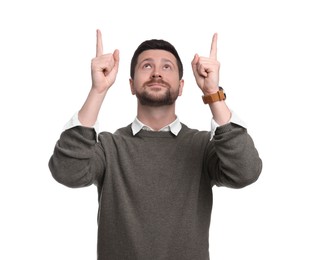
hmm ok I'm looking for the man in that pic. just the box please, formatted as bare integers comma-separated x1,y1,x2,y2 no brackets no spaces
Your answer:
49,29,262,259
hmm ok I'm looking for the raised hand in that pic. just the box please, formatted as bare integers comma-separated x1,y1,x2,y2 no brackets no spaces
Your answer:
191,33,220,95
91,29,120,93
78,30,119,126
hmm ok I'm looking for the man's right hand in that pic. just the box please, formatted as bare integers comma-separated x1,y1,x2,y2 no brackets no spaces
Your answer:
91,29,120,93
78,30,119,127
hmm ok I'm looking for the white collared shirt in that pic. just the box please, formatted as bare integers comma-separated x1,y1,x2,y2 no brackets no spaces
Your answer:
131,117,182,136
64,111,246,140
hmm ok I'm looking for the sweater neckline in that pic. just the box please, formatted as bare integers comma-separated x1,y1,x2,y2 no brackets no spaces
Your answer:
132,123,189,138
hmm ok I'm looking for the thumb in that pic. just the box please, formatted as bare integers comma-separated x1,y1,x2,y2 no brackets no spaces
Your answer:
113,49,120,70
191,53,199,66
191,54,199,76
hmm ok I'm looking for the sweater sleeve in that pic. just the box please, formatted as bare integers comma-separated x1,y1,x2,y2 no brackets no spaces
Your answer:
207,123,262,188
48,126,106,188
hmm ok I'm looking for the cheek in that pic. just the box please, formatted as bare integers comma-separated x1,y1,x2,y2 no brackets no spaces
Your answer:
133,74,146,85
130,78,143,94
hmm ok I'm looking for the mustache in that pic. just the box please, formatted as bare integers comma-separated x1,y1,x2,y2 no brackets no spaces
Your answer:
144,79,170,88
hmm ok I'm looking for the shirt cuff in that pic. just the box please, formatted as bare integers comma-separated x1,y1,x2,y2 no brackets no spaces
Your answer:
63,111,99,134
210,110,247,140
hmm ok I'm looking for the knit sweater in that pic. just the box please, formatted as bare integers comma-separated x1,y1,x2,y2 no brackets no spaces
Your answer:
49,122,262,260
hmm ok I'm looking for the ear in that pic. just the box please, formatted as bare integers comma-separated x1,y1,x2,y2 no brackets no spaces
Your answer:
178,79,184,96
129,78,136,95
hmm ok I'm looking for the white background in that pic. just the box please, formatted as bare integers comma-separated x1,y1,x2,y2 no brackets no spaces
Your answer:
1,0,314,259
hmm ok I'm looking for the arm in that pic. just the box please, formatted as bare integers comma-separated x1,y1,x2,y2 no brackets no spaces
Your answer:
191,33,231,125
208,123,262,188
193,35,262,187
49,126,106,188
79,29,119,127
49,30,117,187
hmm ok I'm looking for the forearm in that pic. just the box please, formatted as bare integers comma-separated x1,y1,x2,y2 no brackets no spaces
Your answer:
78,88,107,127
208,100,231,125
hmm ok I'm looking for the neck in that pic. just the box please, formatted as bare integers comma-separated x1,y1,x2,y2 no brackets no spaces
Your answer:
137,103,177,130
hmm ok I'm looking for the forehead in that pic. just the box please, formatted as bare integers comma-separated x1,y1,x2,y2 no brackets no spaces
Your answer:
137,49,177,64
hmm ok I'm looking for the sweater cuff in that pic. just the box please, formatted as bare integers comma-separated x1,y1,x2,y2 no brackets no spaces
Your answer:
210,110,247,140
63,111,99,135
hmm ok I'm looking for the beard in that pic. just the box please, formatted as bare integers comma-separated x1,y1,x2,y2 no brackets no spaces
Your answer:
135,79,179,107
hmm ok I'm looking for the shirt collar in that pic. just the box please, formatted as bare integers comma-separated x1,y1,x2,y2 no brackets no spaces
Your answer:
131,117,182,136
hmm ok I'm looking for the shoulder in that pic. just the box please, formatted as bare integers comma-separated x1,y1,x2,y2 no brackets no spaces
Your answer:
114,124,133,136
178,123,211,149
98,124,132,141
180,123,210,139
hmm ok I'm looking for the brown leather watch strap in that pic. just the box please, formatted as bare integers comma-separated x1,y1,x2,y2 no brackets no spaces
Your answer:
202,87,226,104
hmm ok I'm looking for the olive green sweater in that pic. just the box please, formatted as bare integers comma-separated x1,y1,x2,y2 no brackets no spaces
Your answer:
49,123,262,260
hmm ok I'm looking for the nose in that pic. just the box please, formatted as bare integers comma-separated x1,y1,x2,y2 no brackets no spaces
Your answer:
151,71,162,79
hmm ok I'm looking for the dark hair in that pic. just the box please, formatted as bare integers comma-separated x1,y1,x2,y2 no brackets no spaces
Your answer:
130,39,183,79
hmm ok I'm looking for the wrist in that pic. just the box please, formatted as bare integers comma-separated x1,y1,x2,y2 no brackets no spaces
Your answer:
202,86,226,104
202,87,220,96
90,86,108,96
202,82,220,95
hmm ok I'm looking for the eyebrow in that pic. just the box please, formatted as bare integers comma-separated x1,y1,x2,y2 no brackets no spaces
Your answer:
139,57,175,66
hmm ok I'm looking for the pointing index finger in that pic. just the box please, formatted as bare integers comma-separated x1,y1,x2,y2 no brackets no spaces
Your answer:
209,33,218,59
96,29,103,57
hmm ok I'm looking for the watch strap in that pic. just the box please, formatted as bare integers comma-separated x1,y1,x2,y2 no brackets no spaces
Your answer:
202,87,226,104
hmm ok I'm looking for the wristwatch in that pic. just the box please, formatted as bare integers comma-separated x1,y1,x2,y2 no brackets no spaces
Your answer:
202,87,226,104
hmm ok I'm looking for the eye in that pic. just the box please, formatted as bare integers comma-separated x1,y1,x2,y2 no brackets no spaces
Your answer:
143,63,152,69
163,64,172,70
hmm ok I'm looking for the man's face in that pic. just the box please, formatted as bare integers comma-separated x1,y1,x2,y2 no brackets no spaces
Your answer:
130,49,184,106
